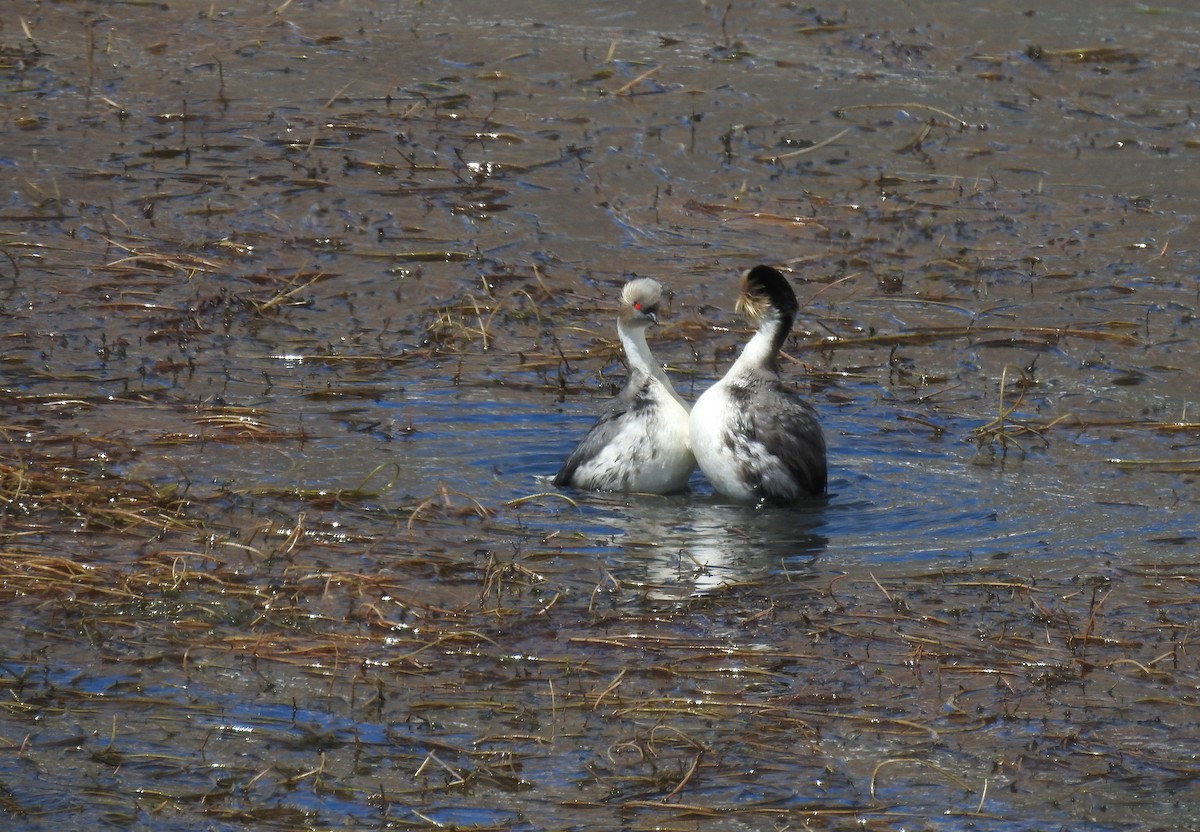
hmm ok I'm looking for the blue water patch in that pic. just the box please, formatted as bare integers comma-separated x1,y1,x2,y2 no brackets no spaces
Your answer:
371,383,1200,576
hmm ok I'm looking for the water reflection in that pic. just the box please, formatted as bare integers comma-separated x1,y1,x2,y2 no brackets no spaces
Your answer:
580,492,829,596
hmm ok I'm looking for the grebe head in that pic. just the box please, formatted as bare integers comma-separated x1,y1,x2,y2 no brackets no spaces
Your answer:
619,277,668,329
735,265,799,322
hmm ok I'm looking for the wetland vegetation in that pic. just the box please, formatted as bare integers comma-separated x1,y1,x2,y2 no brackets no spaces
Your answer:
1,1,1198,829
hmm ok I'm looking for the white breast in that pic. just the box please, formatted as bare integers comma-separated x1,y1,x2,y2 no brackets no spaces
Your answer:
690,378,759,502
567,379,694,493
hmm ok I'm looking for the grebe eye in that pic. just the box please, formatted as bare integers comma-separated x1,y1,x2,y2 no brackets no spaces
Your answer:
633,302,642,310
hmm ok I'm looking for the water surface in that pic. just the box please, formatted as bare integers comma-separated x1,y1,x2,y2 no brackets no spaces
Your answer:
1,1,1198,829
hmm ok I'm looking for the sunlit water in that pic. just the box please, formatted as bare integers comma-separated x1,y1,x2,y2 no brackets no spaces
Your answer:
356,382,1196,577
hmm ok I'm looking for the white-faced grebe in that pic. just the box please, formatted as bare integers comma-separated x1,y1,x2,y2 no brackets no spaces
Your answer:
690,265,827,503
554,278,695,494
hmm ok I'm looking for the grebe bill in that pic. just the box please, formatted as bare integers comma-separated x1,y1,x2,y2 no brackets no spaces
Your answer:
554,278,696,494
690,265,827,503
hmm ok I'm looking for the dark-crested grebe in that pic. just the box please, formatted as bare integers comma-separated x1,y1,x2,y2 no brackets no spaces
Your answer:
554,278,695,494
690,265,826,503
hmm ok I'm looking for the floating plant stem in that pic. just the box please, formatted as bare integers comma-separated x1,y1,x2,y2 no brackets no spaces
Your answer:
835,101,970,128
869,757,977,800
754,127,852,163
613,64,661,96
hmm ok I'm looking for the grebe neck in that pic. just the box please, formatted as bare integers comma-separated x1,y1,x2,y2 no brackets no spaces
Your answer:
730,309,792,376
618,320,688,408
618,320,657,377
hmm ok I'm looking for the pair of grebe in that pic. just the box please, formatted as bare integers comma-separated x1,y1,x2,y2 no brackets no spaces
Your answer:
554,266,827,504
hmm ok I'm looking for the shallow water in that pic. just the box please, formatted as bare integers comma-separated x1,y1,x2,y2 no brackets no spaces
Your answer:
2,0,1199,829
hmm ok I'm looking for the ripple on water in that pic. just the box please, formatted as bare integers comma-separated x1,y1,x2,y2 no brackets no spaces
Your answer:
362,388,1199,583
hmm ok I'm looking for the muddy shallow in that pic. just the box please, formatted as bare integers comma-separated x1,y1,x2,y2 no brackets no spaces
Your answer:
1,1,1198,830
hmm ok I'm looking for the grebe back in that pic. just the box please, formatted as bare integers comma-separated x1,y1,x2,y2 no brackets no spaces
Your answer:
554,278,695,494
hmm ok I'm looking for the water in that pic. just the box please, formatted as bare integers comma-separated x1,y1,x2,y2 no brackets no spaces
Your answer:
1,1,1198,829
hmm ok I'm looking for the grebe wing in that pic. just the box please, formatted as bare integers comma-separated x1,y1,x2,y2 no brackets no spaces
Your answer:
724,381,826,499
552,377,653,487
752,392,827,496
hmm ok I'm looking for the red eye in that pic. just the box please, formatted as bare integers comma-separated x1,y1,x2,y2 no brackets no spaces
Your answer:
634,302,642,310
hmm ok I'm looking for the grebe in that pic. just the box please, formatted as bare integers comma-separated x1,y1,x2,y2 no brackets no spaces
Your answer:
690,265,827,503
554,278,695,494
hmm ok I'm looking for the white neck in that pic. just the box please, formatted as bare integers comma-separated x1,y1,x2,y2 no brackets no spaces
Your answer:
619,320,688,407
618,320,657,377
730,313,786,377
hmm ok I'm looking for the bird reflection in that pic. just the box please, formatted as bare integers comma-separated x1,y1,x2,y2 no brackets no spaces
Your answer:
604,494,829,597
